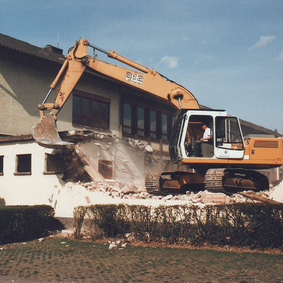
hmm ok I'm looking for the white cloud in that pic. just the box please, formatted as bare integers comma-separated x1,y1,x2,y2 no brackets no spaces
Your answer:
248,35,276,51
160,56,179,69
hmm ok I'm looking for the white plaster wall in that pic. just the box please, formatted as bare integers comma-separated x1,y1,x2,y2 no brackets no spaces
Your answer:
0,141,63,206
0,54,121,137
0,55,63,135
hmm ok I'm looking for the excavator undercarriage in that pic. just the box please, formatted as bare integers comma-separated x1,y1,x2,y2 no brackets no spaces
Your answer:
146,168,269,195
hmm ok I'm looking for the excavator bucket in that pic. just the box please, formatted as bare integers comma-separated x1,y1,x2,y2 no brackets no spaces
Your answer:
32,114,73,149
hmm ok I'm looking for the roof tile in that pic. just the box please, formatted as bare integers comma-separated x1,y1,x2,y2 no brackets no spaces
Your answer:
0,33,64,63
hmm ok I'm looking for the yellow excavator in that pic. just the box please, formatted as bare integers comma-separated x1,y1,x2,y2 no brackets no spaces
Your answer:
33,39,283,193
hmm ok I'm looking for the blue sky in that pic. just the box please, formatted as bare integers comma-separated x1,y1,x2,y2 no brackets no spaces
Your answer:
1,0,283,133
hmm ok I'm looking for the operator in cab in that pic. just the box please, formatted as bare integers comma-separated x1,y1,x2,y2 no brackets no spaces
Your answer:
193,123,212,157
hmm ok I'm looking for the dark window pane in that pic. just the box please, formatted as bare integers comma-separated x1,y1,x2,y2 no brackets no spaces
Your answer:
150,111,157,139
162,113,168,140
137,107,145,136
92,120,100,128
150,111,156,130
92,101,99,119
82,118,90,126
73,116,80,124
123,103,131,127
101,122,108,129
16,154,31,173
0,156,3,174
162,114,168,134
73,96,80,115
82,98,90,116
45,154,66,173
123,128,132,134
101,103,108,121
137,107,144,129
72,93,110,130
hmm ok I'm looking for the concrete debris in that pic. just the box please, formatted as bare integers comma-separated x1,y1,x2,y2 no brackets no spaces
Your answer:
70,179,281,205
108,242,118,250
61,230,74,238
268,180,283,202
52,178,283,218
120,178,147,195
108,240,127,250
200,192,230,205
240,191,282,204
163,194,173,202
125,138,147,150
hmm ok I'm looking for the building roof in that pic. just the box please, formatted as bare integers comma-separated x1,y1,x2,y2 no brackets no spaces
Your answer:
0,134,33,143
0,33,64,64
0,32,280,137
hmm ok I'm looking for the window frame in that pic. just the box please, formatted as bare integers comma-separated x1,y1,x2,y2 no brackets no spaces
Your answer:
122,98,175,141
137,105,146,137
0,155,3,176
14,153,32,175
149,108,158,139
72,90,110,130
43,153,66,175
122,102,133,135
161,110,171,141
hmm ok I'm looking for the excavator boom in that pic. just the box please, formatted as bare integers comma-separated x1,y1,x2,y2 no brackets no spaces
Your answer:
33,39,199,148
33,38,283,193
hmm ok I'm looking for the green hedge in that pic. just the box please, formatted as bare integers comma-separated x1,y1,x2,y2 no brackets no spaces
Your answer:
0,205,64,244
74,203,283,250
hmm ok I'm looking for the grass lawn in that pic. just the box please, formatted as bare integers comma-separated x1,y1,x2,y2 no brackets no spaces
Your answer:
0,238,283,282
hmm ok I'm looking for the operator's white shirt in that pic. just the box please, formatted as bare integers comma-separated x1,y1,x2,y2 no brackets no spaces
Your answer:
203,128,211,140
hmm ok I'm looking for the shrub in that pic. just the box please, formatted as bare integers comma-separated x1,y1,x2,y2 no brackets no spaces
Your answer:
0,205,64,244
73,203,283,249
0,198,6,206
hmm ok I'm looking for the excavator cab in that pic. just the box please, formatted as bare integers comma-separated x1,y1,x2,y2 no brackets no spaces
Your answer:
169,109,245,163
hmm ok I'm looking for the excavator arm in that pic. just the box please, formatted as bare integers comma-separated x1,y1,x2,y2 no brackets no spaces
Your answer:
33,39,199,147
33,38,283,194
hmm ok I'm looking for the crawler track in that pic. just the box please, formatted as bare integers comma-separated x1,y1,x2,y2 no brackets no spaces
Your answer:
146,168,269,195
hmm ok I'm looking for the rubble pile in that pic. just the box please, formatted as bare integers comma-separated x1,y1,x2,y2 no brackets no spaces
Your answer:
81,179,277,205
52,179,283,218
269,180,283,202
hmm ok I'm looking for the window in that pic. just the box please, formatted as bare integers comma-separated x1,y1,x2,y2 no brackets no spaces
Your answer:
98,160,113,179
15,154,31,175
149,110,157,139
122,99,175,141
123,103,132,134
73,91,110,130
161,113,169,141
44,154,66,174
0,156,3,175
216,117,244,150
137,106,145,137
